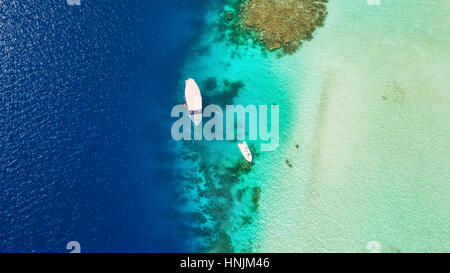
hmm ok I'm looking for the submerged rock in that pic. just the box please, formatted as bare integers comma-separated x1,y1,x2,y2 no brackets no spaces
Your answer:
285,160,293,168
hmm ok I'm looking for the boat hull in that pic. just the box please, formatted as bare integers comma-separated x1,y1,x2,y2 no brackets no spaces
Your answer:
185,79,202,125
238,141,253,163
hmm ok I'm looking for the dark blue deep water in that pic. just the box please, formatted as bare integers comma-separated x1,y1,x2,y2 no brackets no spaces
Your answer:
0,0,206,252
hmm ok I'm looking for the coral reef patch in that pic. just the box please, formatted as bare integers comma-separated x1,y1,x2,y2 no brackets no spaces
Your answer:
222,0,328,54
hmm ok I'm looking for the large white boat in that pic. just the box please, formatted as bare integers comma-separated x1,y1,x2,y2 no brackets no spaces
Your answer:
238,141,253,163
184,78,202,126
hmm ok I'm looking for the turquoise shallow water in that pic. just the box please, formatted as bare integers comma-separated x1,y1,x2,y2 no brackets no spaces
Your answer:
175,0,450,252
173,1,300,251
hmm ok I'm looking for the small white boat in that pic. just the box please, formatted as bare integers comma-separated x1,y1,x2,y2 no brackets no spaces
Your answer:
184,78,202,125
238,141,252,163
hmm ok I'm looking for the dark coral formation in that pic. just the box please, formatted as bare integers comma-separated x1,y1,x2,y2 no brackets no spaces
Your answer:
234,0,328,54
202,78,245,106
203,77,218,91
251,187,261,210
179,139,261,252
228,160,253,182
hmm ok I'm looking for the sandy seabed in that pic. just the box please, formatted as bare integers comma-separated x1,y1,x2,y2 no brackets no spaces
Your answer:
256,0,450,252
